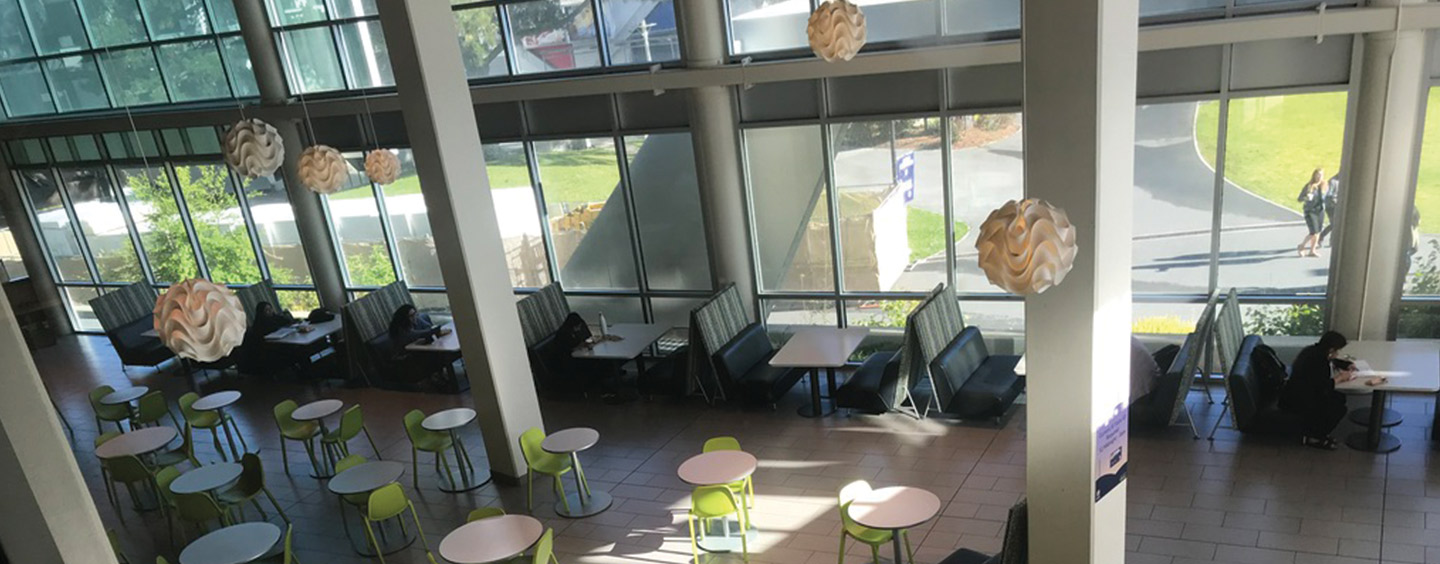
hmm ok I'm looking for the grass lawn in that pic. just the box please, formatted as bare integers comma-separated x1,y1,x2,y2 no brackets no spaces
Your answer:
1196,92,1347,217
908,207,968,262
330,147,621,205
1416,88,1440,234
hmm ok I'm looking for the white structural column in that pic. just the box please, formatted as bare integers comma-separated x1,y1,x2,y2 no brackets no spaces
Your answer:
1328,0,1431,340
374,0,544,480
0,285,110,562
678,0,757,313
1022,0,1137,562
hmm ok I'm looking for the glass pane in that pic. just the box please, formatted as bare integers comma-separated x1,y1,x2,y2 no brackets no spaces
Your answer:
762,299,837,329
1397,303,1440,339
624,133,711,291
650,296,703,330
831,118,947,293
175,163,262,284
728,0,807,54
1132,302,1207,335
97,47,167,107
157,40,231,101
484,142,550,288
219,36,258,97
103,130,161,159
65,286,103,331
60,168,141,283
279,27,344,93
48,137,73,162
0,0,36,61
1133,102,1218,295
856,0,936,44
535,138,636,290
18,0,89,54
207,0,238,31
336,20,394,88
846,299,920,328
20,170,90,282
601,0,679,65
116,165,198,283
454,6,508,79
567,295,643,324
43,55,109,112
162,129,188,155
1141,0,1226,18
943,0,1018,37
185,126,221,154
76,0,146,47
276,289,318,317
10,138,47,164
380,150,443,287
1241,303,1323,337
962,299,1023,334
507,0,602,74
327,0,376,18
950,113,1023,294
412,292,450,318
139,0,210,40
267,0,326,25
0,61,54,117
746,125,831,292
1215,92,1345,295
1405,87,1440,297
242,175,313,285
72,134,100,160
0,204,29,280
325,165,396,287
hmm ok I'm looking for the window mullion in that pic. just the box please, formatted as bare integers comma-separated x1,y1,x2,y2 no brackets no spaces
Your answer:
613,132,651,322
167,163,212,281
523,139,562,286
369,181,405,284
107,164,158,285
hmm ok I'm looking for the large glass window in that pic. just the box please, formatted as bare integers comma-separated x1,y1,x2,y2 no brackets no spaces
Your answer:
76,0,147,47
18,0,89,55
454,5,508,79
727,0,809,55
175,163,261,284
157,40,231,102
485,142,550,288
601,0,680,65
336,20,394,89
241,175,312,286
97,48,167,107
60,167,141,283
534,138,636,290
1132,102,1218,296
0,62,53,116
507,0,602,74
0,206,26,280
20,170,90,282
950,113,1023,294
116,165,198,283
43,55,108,113
325,163,396,288
278,27,345,93
746,125,832,292
0,0,36,61
381,150,443,288
1399,86,1440,338
624,133,711,291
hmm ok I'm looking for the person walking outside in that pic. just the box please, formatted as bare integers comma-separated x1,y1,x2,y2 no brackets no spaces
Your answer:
1319,171,1340,246
1297,168,1326,258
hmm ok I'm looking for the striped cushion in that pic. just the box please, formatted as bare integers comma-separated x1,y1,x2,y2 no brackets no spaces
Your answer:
341,281,413,387
90,282,157,333
517,283,570,347
909,284,966,410
686,285,751,400
234,280,281,327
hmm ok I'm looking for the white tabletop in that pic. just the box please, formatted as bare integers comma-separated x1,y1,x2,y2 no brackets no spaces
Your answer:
265,319,343,346
677,451,758,486
328,461,404,496
95,426,177,459
179,522,282,564
542,427,599,455
422,408,476,432
770,327,870,368
191,390,242,412
100,386,149,405
571,324,671,360
407,323,460,353
170,463,244,495
141,328,159,338
1336,340,1440,394
290,399,344,422
439,514,545,564
847,486,942,531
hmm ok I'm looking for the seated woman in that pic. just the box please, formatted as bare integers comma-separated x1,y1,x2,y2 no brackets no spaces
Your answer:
239,302,296,374
388,304,440,347
382,305,448,389
1279,331,1357,450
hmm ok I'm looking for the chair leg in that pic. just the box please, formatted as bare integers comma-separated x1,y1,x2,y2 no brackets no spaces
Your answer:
409,504,430,552
902,530,915,564
688,514,700,564
575,458,591,497
210,428,226,462
253,498,268,520
527,472,534,511
280,439,291,474
870,544,880,564
412,447,420,489
231,417,249,453
554,475,570,513
363,427,381,460
303,440,319,474
362,520,387,564
838,534,847,564
438,449,456,487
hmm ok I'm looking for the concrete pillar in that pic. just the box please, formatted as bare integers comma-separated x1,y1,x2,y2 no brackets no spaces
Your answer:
0,283,110,563
1022,0,1137,561
679,0,757,315
375,0,544,480
1328,0,1431,340
0,159,69,334
231,0,348,311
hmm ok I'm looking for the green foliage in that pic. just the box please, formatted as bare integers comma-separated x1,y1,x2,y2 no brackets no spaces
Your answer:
344,245,397,287
1196,94,1346,215
853,300,919,329
907,208,967,263
1243,304,1325,337
1399,241,1440,338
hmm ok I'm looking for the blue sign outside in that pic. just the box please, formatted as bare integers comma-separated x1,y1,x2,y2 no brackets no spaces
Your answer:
898,152,915,203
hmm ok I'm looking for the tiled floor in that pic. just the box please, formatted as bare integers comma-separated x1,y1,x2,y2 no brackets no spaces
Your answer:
32,335,1440,564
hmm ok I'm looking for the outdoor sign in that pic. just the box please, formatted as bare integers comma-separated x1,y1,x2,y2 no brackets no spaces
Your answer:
1095,402,1128,502
898,152,915,203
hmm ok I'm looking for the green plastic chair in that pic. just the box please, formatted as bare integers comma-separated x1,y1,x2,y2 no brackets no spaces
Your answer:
687,485,749,563
465,506,506,522
519,428,578,512
131,390,180,429
174,492,230,540
95,431,122,511
362,483,430,564
107,455,156,524
216,453,289,524
334,454,372,507
403,409,456,489
273,400,321,475
89,386,131,433
322,405,381,465
153,424,200,469
531,528,560,564
154,465,182,547
179,392,230,461
703,436,754,508
156,557,168,564
838,480,914,564
107,528,130,564
282,523,302,564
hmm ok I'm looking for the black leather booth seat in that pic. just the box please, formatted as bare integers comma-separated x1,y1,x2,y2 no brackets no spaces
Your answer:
711,323,804,406
929,327,1023,420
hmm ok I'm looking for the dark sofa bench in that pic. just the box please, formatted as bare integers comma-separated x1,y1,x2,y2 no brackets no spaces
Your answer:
711,323,804,407
928,327,1023,420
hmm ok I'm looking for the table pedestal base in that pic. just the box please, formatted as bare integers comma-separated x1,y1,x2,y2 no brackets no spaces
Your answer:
1349,407,1402,427
438,431,490,493
438,470,491,493
695,517,757,553
798,368,837,418
555,490,612,518
798,400,836,418
1346,431,1402,453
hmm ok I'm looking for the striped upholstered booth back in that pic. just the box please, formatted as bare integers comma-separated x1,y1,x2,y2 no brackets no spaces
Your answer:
1214,289,1244,374
89,282,158,333
686,284,750,402
905,284,966,412
234,280,282,327
516,283,570,347
343,281,413,344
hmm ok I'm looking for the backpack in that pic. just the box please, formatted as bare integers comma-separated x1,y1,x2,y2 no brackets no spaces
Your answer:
1250,343,1288,405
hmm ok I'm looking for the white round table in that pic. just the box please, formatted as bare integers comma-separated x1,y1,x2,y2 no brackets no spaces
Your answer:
328,461,411,556
100,386,149,406
179,522,281,564
170,463,244,496
191,391,246,461
847,486,941,564
677,450,759,553
439,514,544,564
422,408,489,492
95,426,177,460
290,399,343,477
541,427,608,518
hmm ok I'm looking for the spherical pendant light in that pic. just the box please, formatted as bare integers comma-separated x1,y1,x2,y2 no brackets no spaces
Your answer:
298,145,348,195
153,279,246,363
974,198,1078,295
223,119,284,179
364,149,400,186
807,0,867,63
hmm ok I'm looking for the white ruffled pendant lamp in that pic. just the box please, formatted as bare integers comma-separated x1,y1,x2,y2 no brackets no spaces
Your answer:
153,279,247,363
364,148,400,186
974,198,1079,295
807,0,867,62
298,144,348,195
223,118,285,180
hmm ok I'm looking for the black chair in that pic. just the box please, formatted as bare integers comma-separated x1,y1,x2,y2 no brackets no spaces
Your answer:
1227,335,1305,436
1131,333,1198,428
108,316,174,370
928,327,1023,421
835,351,901,414
940,499,1027,564
711,323,804,407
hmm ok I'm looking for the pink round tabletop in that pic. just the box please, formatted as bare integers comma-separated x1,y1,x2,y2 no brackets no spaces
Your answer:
847,486,941,531
291,399,343,422
439,514,544,564
95,426,177,459
100,386,149,405
541,427,599,454
191,391,242,412
677,451,758,486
